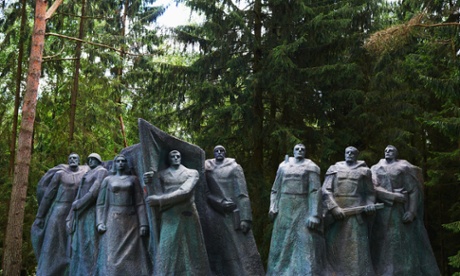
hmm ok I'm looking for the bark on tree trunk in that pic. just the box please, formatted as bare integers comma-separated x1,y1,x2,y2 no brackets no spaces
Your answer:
2,0,61,274
9,0,28,176
248,0,265,245
117,0,128,148
69,0,86,143
251,0,263,175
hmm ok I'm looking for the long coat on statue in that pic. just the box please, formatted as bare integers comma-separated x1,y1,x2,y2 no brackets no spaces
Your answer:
370,159,440,276
322,161,376,276
205,158,264,276
267,157,329,276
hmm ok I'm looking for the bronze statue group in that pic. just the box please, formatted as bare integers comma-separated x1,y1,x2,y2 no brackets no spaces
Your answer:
31,128,440,276
267,145,440,276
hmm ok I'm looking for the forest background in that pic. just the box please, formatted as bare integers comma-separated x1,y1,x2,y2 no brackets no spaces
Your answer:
0,0,459,274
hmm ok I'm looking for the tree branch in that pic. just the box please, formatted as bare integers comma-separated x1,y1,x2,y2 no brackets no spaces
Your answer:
45,0,63,20
55,11,118,21
413,22,460,28
46,32,159,57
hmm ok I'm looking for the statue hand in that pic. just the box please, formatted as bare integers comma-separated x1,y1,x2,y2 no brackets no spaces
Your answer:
140,226,149,236
143,171,155,184
402,211,415,223
222,199,237,212
240,221,251,233
364,204,376,215
394,193,406,203
97,224,107,234
34,218,44,229
72,200,81,211
268,210,278,221
146,195,160,206
307,216,320,230
331,207,345,220
66,220,74,234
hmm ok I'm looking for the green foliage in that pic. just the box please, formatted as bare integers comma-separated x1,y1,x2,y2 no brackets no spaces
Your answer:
364,0,460,271
445,221,460,272
1,0,459,273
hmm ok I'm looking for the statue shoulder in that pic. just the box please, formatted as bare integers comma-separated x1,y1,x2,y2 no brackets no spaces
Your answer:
180,165,199,177
325,164,338,175
356,160,369,168
103,174,114,181
205,158,238,170
397,159,419,170
371,159,387,170
304,159,320,174
50,170,66,182
95,165,109,172
204,159,215,169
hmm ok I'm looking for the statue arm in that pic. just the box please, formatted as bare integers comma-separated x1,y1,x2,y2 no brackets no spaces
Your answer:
89,170,108,197
322,172,339,211
363,170,377,214
133,177,149,236
372,170,406,204
207,190,224,209
149,170,198,207
307,171,321,229
73,171,106,212
96,178,109,232
36,172,62,219
322,171,346,219
375,187,408,207
234,165,252,222
364,170,376,205
205,176,231,214
134,177,149,227
402,172,420,222
308,171,321,218
269,167,283,219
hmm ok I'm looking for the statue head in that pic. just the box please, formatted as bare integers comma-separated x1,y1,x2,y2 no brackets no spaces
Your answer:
293,144,306,160
112,154,130,174
68,153,80,168
214,145,226,162
384,145,398,162
169,150,182,167
87,153,102,169
344,146,359,165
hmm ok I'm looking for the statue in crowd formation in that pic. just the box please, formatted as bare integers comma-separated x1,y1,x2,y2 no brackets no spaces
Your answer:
95,154,151,275
66,153,108,276
31,122,440,276
322,146,379,276
370,145,440,275
205,145,265,275
267,144,330,275
145,150,211,275
32,153,88,275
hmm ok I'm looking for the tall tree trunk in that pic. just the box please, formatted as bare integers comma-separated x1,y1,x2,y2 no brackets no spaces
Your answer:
117,0,128,148
69,0,87,143
9,0,28,176
249,0,265,244
251,0,263,173
2,0,62,274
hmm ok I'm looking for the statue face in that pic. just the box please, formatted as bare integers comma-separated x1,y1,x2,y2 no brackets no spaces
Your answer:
384,146,398,160
169,151,181,166
293,145,306,159
214,146,226,161
115,156,127,171
68,154,80,168
345,147,358,163
88,157,100,169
